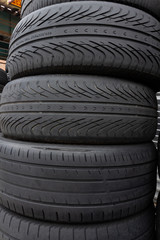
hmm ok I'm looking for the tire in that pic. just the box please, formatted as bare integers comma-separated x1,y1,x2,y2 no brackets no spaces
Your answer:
0,134,157,223
7,2,160,87
1,75,157,144
157,194,160,239
0,205,155,240
21,0,160,19
0,69,7,86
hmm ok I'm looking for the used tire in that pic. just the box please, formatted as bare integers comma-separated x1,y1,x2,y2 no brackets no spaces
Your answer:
7,2,160,87
0,75,157,144
0,134,157,223
21,0,160,19
0,205,155,240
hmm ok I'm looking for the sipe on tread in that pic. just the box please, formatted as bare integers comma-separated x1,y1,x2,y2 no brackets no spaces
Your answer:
0,205,156,240
0,134,157,223
1,75,157,144
21,0,160,19
7,2,160,88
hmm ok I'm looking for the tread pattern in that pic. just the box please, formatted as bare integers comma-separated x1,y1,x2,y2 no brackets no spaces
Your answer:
0,75,157,144
21,0,160,19
0,134,157,223
7,2,160,86
0,205,155,240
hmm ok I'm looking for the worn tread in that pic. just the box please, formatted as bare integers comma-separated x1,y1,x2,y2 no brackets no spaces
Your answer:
0,134,157,223
1,75,157,144
0,205,155,240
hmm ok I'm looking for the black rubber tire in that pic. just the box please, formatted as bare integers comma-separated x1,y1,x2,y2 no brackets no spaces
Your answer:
0,205,156,240
21,0,160,19
0,134,157,223
1,75,157,144
157,194,160,239
0,69,7,86
7,2,160,87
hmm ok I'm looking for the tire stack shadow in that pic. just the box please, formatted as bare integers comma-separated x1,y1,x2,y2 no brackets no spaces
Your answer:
0,69,8,131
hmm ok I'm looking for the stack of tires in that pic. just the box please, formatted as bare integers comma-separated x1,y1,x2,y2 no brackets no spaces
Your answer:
0,0,160,239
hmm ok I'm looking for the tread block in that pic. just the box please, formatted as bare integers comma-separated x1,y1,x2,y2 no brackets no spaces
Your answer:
0,205,155,240
7,2,160,88
1,75,157,144
0,134,157,223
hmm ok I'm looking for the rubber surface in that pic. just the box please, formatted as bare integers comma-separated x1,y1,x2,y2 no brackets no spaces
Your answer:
21,0,160,19
0,69,7,86
0,135,157,223
0,205,155,240
7,2,160,87
1,75,157,144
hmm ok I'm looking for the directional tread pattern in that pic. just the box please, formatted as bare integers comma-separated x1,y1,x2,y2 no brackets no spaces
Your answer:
20,0,160,19
0,205,155,240
0,75,157,144
7,2,160,86
0,135,157,223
